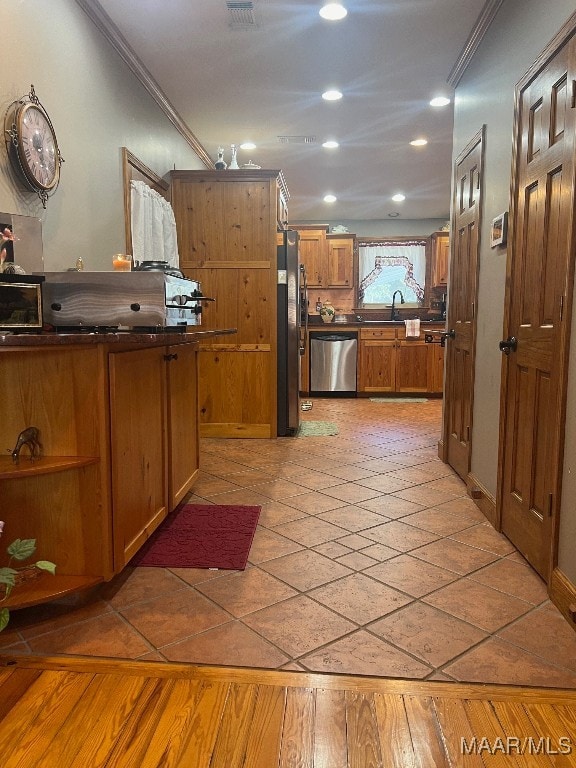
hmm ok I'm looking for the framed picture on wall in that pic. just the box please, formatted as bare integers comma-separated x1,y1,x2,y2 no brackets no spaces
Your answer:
491,212,508,247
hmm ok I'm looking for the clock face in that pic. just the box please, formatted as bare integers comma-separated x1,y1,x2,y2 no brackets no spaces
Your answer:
15,103,60,191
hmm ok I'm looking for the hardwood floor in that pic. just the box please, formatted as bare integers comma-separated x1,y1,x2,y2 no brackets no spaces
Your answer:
1,654,576,767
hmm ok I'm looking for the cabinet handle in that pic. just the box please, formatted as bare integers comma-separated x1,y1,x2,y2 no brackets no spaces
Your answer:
163,353,179,361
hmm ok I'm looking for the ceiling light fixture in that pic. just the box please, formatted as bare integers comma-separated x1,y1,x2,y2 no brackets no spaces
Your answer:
410,138,428,147
240,142,256,150
319,3,348,21
324,194,337,203
430,96,450,107
322,89,343,101
322,140,339,149
391,193,405,202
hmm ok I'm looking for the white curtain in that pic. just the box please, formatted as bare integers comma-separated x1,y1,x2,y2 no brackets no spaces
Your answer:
358,241,426,303
130,180,180,267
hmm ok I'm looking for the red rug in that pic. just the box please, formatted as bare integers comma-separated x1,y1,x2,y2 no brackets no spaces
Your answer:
130,504,261,570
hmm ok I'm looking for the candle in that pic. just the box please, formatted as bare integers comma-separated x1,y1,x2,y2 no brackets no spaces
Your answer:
112,254,131,271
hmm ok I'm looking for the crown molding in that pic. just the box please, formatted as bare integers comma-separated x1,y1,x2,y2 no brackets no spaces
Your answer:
75,0,213,168
447,0,506,87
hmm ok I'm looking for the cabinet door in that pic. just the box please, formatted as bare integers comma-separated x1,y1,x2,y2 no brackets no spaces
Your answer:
326,236,354,288
167,343,199,508
298,229,326,288
109,347,168,568
358,341,396,392
432,232,449,287
396,341,432,392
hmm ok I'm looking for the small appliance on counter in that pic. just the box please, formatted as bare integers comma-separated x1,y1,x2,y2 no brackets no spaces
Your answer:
0,274,45,332
42,271,214,331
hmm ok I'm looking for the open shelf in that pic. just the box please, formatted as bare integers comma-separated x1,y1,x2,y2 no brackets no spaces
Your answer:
1,573,104,610
0,456,99,480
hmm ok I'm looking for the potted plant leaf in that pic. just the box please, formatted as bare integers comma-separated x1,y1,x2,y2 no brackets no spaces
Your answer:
0,522,56,632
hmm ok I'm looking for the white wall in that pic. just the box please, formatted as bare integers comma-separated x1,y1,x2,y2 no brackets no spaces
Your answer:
291,219,448,237
453,0,576,580
0,1,205,272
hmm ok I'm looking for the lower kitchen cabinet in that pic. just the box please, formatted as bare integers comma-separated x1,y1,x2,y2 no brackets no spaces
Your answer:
358,327,444,394
358,329,397,392
0,335,203,608
109,343,201,569
109,346,169,569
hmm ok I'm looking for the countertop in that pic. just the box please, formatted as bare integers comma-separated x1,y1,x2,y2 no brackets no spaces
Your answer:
0,328,237,347
306,319,445,329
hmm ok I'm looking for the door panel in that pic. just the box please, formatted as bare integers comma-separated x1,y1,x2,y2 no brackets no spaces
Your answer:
499,37,576,579
443,130,484,481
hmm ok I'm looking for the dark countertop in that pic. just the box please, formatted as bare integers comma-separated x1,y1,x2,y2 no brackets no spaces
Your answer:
0,328,237,347
306,320,445,329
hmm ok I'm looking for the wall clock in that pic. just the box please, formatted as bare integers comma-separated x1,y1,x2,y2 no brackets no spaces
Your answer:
4,85,64,208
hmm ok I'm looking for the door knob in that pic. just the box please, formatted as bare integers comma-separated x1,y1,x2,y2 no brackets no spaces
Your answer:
499,336,517,355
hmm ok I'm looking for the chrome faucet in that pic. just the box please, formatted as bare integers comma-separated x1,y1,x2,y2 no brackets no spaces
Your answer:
390,290,405,320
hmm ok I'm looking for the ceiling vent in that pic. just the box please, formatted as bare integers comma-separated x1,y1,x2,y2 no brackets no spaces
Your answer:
226,1,259,29
277,136,317,144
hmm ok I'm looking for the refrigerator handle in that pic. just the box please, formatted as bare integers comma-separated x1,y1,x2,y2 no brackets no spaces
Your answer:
300,264,308,355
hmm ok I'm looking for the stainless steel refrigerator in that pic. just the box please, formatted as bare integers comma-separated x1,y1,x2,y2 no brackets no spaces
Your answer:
277,229,308,436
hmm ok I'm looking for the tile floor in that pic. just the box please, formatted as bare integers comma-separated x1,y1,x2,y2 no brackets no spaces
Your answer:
3,398,576,688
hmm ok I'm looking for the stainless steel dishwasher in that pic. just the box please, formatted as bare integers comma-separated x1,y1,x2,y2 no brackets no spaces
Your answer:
310,331,358,395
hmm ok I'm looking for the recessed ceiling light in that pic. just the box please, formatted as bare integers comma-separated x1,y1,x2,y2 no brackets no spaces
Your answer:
430,96,450,107
319,3,348,20
322,89,343,101
240,142,256,150
324,194,337,203
410,138,428,147
391,193,405,202
322,140,339,149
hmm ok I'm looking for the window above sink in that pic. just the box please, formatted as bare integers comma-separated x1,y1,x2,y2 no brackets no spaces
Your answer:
356,238,427,309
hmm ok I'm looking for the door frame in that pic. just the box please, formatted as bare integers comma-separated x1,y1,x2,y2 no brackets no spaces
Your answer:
440,127,485,479
495,14,576,580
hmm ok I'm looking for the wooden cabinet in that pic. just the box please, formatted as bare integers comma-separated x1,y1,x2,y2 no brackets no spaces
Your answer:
358,328,397,392
431,231,449,287
326,234,354,288
396,340,431,393
358,325,445,393
109,343,200,569
297,228,326,289
0,336,201,607
294,227,354,289
171,169,281,438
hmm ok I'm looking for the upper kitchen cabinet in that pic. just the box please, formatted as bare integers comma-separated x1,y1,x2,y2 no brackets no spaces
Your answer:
294,227,326,289
326,233,355,288
170,169,281,438
431,231,449,288
294,227,355,289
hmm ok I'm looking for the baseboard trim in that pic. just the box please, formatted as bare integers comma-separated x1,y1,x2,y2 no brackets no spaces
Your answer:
466,472,497,527
549,567,576,634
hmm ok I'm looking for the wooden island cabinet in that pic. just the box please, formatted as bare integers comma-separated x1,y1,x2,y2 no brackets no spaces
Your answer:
0,329,230,609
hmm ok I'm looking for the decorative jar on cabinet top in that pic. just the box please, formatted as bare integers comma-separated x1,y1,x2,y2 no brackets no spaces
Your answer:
320,301,335,323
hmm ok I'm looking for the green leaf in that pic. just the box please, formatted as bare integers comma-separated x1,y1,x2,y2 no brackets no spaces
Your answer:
7,538,37,561
0,608,10,632
0,567,17,587
35,561,56,576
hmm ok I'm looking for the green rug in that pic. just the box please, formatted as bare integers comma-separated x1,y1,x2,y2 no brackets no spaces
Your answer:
370,397,428,403
298,421,339,436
